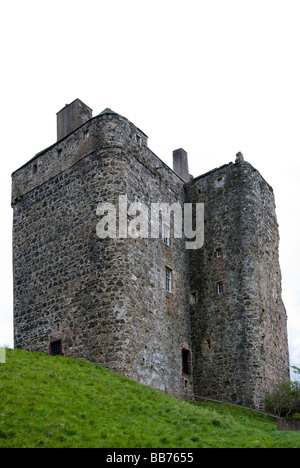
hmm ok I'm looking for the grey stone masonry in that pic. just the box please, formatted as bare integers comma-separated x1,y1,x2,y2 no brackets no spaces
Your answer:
173,148,190,182
186,160,290,409
57,99,93,141
12,101,289,409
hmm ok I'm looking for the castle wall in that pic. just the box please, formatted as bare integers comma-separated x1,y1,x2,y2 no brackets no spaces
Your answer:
12,104,290,408
187,160,289,409
12,111,192,399
12,142,130,365
119,141,192,398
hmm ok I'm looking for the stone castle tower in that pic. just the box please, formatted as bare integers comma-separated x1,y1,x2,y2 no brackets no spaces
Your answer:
11,99,290,409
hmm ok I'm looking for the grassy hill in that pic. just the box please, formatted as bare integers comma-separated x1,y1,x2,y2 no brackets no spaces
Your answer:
0,349,299,448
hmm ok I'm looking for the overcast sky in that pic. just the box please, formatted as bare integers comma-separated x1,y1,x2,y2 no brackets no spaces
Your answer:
0,0,299,373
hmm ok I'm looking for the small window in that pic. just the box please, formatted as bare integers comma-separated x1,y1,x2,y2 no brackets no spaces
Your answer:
217,177,223,188
33,163,38,174
182,349,191,375
50,340,63,356
217,282,224,295
136,134,142,147
84,130,90,140
58,149,63,157
215,247,222,258
163,225,171,246
190,292,198,304
165,267,172,293
205,339,211,349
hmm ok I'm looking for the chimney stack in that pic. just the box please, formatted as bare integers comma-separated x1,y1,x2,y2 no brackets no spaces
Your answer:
173,148,190,183
57,99,92,141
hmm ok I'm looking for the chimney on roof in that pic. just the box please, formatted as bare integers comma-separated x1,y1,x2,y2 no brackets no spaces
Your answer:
173,148,190,183
57,99,92,141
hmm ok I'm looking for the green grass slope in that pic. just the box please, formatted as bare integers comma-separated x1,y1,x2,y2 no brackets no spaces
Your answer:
0,349,299,448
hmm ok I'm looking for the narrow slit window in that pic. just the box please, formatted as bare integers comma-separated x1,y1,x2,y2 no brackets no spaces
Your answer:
163,225,171,246
190,292,197,304
217,177,223,188
165,267,172,293
206,339,211,349
84,130,90,140
182,349,191,375
216,248,222,258
33,163,38,174
217,282,224,295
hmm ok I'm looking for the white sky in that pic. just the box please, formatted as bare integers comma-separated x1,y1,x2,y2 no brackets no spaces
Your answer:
0,0,299,373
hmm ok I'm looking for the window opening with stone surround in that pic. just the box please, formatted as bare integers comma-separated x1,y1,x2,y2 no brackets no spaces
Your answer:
190,291,198,304
163,224,171,246
165,267,172,293
217,177,223,188
217,281,224,295
182,349,191,375
205,339,211,349
215,247,222,258
50,339,63,356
